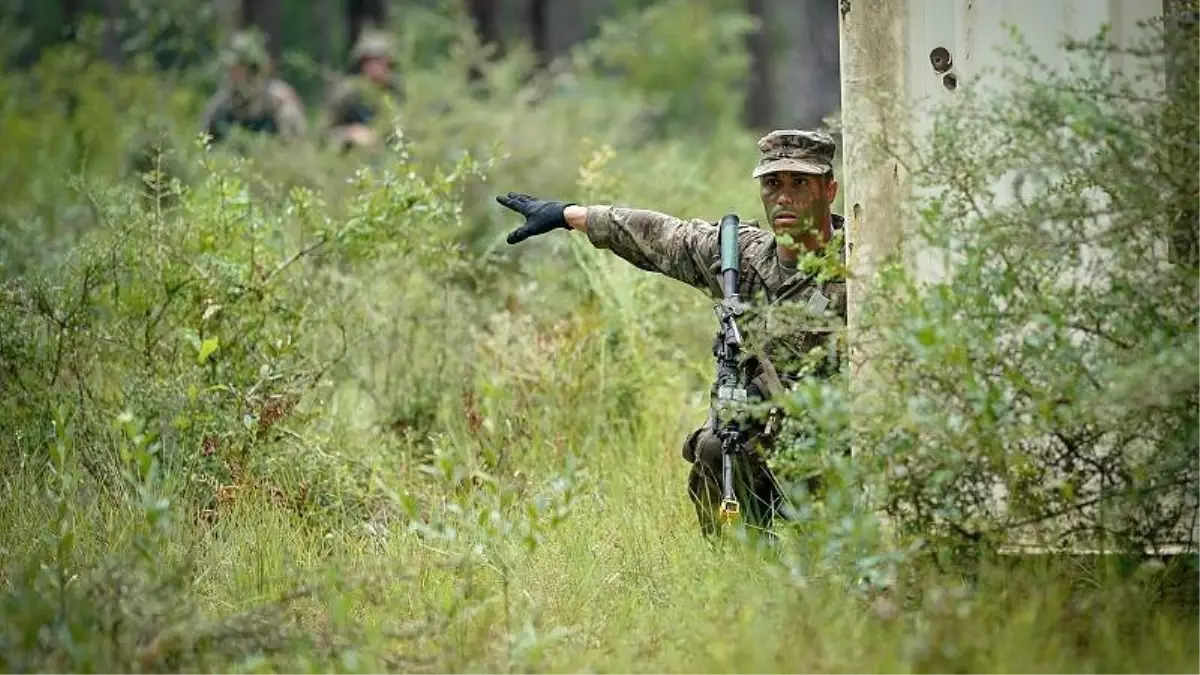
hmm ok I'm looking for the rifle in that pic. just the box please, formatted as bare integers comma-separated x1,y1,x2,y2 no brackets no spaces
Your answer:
713,214,748,524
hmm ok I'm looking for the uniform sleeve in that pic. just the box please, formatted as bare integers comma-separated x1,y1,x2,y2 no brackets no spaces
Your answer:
326,81,368,128
324,83,349,127
269,81,309,138
584,206,718,292
199,89,232,143
385,74,406,103
584,206,773,295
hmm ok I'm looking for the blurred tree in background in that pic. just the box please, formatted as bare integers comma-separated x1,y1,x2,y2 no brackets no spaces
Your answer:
0,0,842,131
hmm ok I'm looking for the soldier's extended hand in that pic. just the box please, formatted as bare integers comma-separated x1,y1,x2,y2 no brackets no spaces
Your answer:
496,192,574,245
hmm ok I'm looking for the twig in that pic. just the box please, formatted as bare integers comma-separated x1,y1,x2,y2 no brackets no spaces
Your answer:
260,236,329,288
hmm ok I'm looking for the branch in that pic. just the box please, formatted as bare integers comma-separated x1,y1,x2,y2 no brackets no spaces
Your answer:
1000,473,1195,532
144,278,198,361
259,236,328,288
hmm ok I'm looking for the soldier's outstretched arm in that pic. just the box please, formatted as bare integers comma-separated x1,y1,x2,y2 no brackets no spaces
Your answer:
496,193,722,291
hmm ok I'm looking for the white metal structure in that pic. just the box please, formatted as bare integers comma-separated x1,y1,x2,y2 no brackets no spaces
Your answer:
838,0,1163,297
837,1,1197,553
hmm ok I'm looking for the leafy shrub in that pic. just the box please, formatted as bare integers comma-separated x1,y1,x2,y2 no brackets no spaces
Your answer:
785,10,1199,557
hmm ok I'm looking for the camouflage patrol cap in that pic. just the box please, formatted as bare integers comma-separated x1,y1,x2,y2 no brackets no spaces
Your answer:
220,30,271,70
752,129,837,179
350,28,396,65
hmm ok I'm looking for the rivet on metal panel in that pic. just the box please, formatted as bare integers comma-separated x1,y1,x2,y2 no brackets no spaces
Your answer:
942,73,958,91
929,46,953,74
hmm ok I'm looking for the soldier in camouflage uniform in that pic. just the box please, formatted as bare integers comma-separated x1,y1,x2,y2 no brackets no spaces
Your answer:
324,28,405,151
496,130,846,536
199,30,308,145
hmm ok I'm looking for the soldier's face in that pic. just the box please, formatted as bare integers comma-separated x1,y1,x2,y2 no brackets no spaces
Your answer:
229,64,251,87
362,56,391,83
228,64,264,99
759,171,838,235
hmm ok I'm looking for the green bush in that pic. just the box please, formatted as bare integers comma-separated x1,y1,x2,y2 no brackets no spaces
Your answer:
792,13,1199,557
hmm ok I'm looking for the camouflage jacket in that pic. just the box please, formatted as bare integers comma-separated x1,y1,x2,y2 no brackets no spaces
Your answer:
325,75,404,129
200,79,308,143
585,205,847,390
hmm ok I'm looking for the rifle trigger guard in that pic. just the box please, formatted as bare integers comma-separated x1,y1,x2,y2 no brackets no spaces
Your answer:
720,497,740,522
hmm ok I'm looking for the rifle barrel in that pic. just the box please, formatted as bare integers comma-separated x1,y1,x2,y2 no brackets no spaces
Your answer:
719,214,740,300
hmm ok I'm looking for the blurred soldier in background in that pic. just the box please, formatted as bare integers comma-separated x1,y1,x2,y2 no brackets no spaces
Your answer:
199,30,309,146
325,27,405,152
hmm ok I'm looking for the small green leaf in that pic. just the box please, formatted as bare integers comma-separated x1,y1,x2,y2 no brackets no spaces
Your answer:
197,336,220,364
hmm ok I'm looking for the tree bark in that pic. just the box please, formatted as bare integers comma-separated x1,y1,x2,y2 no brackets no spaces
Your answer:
315,0,335,67
744,0,773,130
770,0,840,131
348,0,387,52
102,0,123,64
241,0,284,61
529,0,548,67
61,0,82,41
466,0,501,83
467,0,501,49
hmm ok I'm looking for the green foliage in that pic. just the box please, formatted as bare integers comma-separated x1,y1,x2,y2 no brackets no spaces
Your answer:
569,0,755,135
812,10,1199,556
0,46,200,277
0,2,1196,673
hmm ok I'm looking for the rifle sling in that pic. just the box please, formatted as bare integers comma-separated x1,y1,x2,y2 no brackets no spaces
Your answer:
747,351,787,400
744,267,820,401
772,269,821,306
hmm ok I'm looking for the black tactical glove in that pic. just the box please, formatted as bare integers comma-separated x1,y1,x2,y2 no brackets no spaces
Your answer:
495,192,575,245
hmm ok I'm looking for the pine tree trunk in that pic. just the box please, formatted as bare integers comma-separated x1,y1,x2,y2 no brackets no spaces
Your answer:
348,0,387,52
770,0,840,130
466,0,501,83
242,0,284,61
61,0,81,41
744,0,773,130
102,0,123,64
315,0,336,67
529,0,548,67
468,0,501,49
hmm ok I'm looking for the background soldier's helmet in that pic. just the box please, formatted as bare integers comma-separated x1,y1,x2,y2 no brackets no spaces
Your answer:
752,129,837,178
349,29,396,67
220,29,271,72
